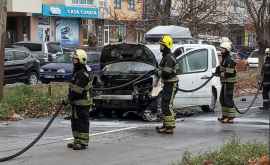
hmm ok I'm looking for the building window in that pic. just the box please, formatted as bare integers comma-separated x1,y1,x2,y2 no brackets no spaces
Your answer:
114,0,121,9
72,0,94,5
128,0,135,10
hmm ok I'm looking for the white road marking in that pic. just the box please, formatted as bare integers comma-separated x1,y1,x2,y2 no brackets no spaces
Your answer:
238,106,262,111
63,126,138,141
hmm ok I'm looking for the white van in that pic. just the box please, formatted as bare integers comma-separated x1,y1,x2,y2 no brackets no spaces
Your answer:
146,44,221,112
144,25,195,44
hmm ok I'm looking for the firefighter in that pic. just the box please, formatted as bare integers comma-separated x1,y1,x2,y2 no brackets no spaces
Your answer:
156,35,179,134
63,49,93,150
215,42,237,124
260,48,270,110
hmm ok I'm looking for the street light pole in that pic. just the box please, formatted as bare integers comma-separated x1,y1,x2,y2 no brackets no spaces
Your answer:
0,0,7,101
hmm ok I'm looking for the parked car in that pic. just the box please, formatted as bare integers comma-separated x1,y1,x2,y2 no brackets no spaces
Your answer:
40,51,101,83
147,44,221,112
247,49,259,68
93,43,221,121
13,41,63,65
4,47,40,85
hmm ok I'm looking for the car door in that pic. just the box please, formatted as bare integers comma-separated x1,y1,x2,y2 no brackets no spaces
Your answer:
174,48,212,108
4,50,16,83
11,51,29,80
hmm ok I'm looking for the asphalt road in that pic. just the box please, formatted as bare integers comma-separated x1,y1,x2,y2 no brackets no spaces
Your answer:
0,98,269,165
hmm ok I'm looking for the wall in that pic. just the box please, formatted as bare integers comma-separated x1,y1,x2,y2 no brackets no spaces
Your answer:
42,0,65,5
30,17,39,41
8,0,42,13
105,0,143,21
65,0,99,7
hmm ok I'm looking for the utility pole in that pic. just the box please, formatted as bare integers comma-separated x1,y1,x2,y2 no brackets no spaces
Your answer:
0,0,7,101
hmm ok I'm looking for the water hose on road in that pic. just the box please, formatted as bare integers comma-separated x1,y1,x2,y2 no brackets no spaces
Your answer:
233,82,263,114
0,105,64,163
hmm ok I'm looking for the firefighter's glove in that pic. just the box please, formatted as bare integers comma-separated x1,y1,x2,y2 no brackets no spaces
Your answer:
214,66,220,76
258,81,263,90
62,99,69,106
155,68,162,77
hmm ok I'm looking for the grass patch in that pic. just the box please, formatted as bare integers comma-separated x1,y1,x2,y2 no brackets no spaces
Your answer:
0,83,70,119
174,139,269,165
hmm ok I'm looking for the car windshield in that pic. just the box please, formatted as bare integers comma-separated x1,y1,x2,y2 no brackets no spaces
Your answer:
104,62,155,73
15,43,42,51
56,54,72,63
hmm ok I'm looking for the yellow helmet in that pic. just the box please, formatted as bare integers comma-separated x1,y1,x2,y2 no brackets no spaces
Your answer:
73,49,87,65
160,35,173,49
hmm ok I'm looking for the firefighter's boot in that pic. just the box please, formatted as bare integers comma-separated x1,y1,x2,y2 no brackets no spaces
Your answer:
220,117,234,124
67,142,75,149
72,143,88,150
156,126,174,134
156,126,166,133
218,116,225,122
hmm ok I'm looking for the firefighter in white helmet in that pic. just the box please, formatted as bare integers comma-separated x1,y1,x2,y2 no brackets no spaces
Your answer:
215,42,237,123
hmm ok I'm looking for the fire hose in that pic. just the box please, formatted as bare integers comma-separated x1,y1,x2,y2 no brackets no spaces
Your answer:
0,105,64,162
0,70,157,162
0,69,261,162
233,81,263,115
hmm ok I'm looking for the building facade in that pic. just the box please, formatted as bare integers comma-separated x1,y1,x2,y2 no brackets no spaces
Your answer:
6,0,144,47
97,0,144,46
7,0,42,44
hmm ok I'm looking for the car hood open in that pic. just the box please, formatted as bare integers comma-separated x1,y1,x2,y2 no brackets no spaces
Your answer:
100,44,158,67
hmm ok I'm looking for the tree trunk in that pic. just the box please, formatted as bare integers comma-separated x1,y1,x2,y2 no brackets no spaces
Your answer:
160,0,172,25
0,0,7,101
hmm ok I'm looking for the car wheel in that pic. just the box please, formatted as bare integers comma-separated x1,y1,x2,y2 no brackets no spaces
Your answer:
27,72,39,85
201,89,217,112
142,96,162,122
41,80,50,84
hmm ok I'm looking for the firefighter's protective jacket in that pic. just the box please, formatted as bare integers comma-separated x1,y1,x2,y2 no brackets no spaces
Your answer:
68,68,92,106
216,54,237,83
159,51,179,82
262,56,270,86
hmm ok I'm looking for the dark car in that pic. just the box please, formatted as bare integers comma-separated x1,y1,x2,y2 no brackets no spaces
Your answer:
13,41,63,65
40,51,101,83
93,44,160,121
4,47,40,85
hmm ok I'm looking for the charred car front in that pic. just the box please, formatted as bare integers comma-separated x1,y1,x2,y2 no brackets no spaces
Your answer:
93,44,162,121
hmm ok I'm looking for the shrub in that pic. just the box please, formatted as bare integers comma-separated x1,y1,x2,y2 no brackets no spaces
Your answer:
175,139,269,165
0,84,69,119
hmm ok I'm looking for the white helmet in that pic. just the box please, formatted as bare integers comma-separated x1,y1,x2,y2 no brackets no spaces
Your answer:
265,48,270,54
220,42,232,52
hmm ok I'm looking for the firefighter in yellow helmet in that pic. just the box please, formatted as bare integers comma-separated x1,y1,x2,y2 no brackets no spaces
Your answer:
215,42,237,123
63,49,93,150
156,35,179,134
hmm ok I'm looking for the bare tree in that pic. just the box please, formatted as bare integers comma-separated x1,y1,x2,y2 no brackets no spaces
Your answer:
244,0,270,53
172,0,232,36
0,0,7,101
144,0,235,37
143,0,172,26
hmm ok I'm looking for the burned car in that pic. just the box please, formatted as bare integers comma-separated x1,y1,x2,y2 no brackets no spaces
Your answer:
93,44,162,121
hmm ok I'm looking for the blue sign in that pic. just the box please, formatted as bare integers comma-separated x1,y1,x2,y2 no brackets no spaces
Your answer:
42,4,99,18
